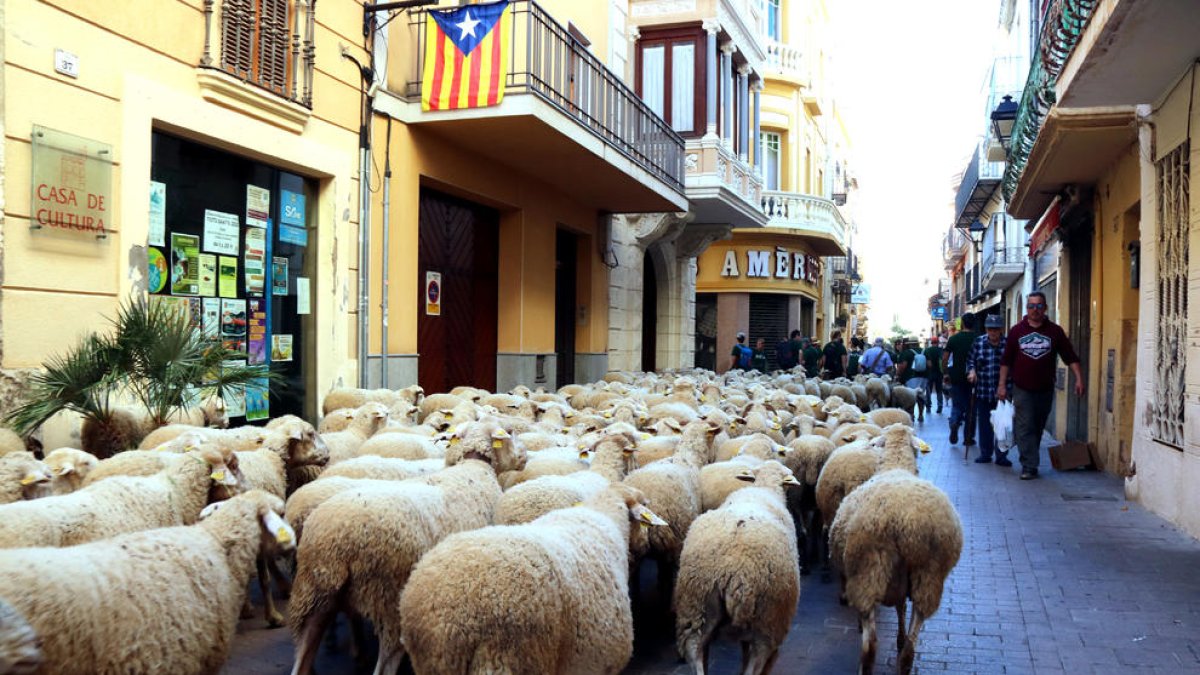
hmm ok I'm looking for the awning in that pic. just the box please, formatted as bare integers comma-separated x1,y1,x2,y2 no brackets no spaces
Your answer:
1028,198,1061,257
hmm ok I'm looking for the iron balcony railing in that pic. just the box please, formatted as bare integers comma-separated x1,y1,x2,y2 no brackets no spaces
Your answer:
200,0,316,108
982,246,1027,277
830,252,860,281
405,0,685,193
954,141,1004,228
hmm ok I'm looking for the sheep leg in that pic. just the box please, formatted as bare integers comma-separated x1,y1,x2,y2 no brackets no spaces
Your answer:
257,554,285,628
895,602,907,653
268,554,293,597
858,608,877,675
349,612,372,666
291,607,336,675
741,638,779,675
898,609,926,675
373,641,406,675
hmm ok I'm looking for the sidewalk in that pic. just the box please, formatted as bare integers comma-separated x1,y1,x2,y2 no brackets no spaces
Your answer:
223,408,1200,674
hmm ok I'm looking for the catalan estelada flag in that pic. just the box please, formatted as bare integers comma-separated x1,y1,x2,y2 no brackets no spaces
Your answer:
421,0,512,111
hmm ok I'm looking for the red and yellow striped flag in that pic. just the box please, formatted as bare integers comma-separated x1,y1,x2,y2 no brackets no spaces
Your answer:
421,0,512,111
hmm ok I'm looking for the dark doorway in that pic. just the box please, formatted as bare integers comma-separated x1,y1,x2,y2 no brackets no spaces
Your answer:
1065,224,1092,443
800,297,815,337
749,294,789,371
555,230,578,388
694,293,717,371
641,251,659,373
417,189,499,394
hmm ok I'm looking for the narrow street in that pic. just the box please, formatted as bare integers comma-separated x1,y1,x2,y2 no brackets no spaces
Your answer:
224,408,1200,675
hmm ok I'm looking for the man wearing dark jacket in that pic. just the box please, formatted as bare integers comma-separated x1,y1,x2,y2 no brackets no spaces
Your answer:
998,292,1083,480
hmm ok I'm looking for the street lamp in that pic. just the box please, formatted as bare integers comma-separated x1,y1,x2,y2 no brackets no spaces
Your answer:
967,219,987,253
991,94,1019,151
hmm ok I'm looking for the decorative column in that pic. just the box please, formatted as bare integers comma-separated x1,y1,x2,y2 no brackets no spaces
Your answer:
703,20,720,139
752,79,762,175
721,42,735,147
737,64,750,162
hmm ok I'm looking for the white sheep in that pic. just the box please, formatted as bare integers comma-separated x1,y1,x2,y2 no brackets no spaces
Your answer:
319,456,444,481
699,435,788,512
0,597,42,674
322,402,389,464
497,446,588,490
287,420,527,675
865,377,890,411
354,430,444,460
0,445,238,548
675,460,802,673
868,406,914,428
399,483,666,674
41,447,97,495
0,490,293,675
828,470,963,675
494,433,635,525
0,452,51,504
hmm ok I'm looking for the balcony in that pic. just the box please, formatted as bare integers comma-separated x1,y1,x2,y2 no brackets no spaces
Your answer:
393,0,688,214
954,142,1004,229
764,40,805,84
759,191,846,256
983,246,1027,290
829,252,860,281
197,0,317,131
686,137,768,229
942,227,969,271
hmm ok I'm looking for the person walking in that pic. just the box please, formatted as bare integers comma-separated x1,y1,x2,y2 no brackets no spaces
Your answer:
846,337,864,377
968,315,1010,465
998,292,1083,480
821,330,848,378
802,338,822,378
905,338,931,422
729,331,752,371
943,312,978,446
751,337,768,373
775,330,802,371
924,336,946,413
895,338,917,384
860,337,893,376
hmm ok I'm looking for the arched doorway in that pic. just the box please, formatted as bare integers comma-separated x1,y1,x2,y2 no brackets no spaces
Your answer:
641,249,659,373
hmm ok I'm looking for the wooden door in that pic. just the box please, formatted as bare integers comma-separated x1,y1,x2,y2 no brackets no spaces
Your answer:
555,230,577,388
418,189,499,394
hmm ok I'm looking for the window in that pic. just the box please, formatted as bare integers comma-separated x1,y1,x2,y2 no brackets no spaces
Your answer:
636,29,704,136
766,0,782,41
206,0,315,106
761,132,781,190
1152,141,1189,448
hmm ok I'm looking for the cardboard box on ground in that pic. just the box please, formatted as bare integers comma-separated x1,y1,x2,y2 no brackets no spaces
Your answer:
1049,441,1103,471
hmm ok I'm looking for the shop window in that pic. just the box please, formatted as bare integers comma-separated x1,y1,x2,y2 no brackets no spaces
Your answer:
1152,141,1188,449
636,29,704,136
150,131,316,423
761,131,781,190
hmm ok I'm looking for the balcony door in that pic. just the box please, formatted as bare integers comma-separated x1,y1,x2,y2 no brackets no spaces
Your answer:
761,131,781,190
636,27,704,136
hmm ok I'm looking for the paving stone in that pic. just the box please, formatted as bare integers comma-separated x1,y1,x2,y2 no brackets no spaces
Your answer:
219,409,1200,674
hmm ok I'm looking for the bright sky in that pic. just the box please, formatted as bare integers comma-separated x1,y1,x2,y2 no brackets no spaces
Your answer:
831,0,999,337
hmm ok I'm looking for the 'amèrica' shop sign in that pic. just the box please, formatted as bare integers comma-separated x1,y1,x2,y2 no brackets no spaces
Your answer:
719,247,820,284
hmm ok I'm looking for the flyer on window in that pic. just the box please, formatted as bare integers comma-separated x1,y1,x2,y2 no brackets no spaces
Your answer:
220,298,247,354
203,209,240,255
271,334,293,362
201,298,221,340
148,181,166,246
244,227,266,296
296,277,311,315
218,256,238,298
245,377,269,421
170,233,200,296
271,257,288,295
198,254,217,297
147,247,167,294
222,360,246,418
246,185,270,229
247,298,268,366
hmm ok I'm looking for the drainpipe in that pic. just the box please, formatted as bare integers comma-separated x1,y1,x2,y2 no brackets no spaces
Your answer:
380,116,392,388
342,47,374,388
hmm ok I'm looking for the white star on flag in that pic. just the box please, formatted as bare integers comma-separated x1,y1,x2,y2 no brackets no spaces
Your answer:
456,10,480,40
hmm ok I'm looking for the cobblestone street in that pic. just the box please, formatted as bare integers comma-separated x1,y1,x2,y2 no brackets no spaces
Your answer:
224,409,1200,674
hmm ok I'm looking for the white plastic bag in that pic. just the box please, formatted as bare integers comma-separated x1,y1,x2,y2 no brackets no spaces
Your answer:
991,400,1015,450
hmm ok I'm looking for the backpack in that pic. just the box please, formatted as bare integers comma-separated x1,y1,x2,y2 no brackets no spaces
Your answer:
912,351,928,372
735,344,753,369
775,340,794,369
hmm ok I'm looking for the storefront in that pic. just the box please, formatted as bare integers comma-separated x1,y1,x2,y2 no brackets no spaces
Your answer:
695,232,824,372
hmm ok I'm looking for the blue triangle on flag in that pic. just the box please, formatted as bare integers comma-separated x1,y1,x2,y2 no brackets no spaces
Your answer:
429,0,509,56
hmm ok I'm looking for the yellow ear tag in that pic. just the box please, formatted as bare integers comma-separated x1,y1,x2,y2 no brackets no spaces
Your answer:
492,439,503,449
919,442,931,454
449,437,460,446
860,415,868,422
19,475,37,486
603,412,613,419
640,433,651,441
210,470,226,482
276,527,293,545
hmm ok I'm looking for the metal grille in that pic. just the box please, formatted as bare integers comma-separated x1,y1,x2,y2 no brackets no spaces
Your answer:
202,0,315,108
1152,141,1189,448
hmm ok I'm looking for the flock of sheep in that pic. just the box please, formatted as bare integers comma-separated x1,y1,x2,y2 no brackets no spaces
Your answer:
0,368,963,675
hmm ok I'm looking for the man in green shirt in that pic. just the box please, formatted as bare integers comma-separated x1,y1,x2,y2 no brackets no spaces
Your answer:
802,339,822,378
924,336,945,413
895,339,917,384
943,313,978,445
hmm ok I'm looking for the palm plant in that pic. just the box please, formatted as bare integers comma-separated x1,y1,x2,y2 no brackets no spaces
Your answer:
5,296,275,456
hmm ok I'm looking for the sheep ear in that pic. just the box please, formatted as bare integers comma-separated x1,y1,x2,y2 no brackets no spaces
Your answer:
261,510,295,547
55,463,75,476
734,470,756,483
199,501,223,519
630,504,668,527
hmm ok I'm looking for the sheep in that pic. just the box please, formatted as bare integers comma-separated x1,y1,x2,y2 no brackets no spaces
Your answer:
399,483,666,675
865,378,890,411
699,435,788,512
316,408,356,433
867,407,914,428
0,490,294,675
320,456,444,481
674,460,802,674
79,406,156,458
0,452,51,504
322,387,402,415
622,419,719,604
288,419,527,675
0,445,239,548
417,392,466,422
649,401,701,426
494,433,637,526
354,430,444,460
42,447,97,495
165,396,229,429
497,446,588,490
831,422,885,446
850,383,870,410
889,385,919,418
634,434,682,465
323,402,389,464
0,428,28,457
784,434,838,574
828,470,963,675
0,597,42,674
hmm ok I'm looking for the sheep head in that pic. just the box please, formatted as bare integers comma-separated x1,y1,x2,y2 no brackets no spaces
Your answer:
734,459,802,489
351,403,390,435
446,420,527,473
200,489,295,552
7,452,52,499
